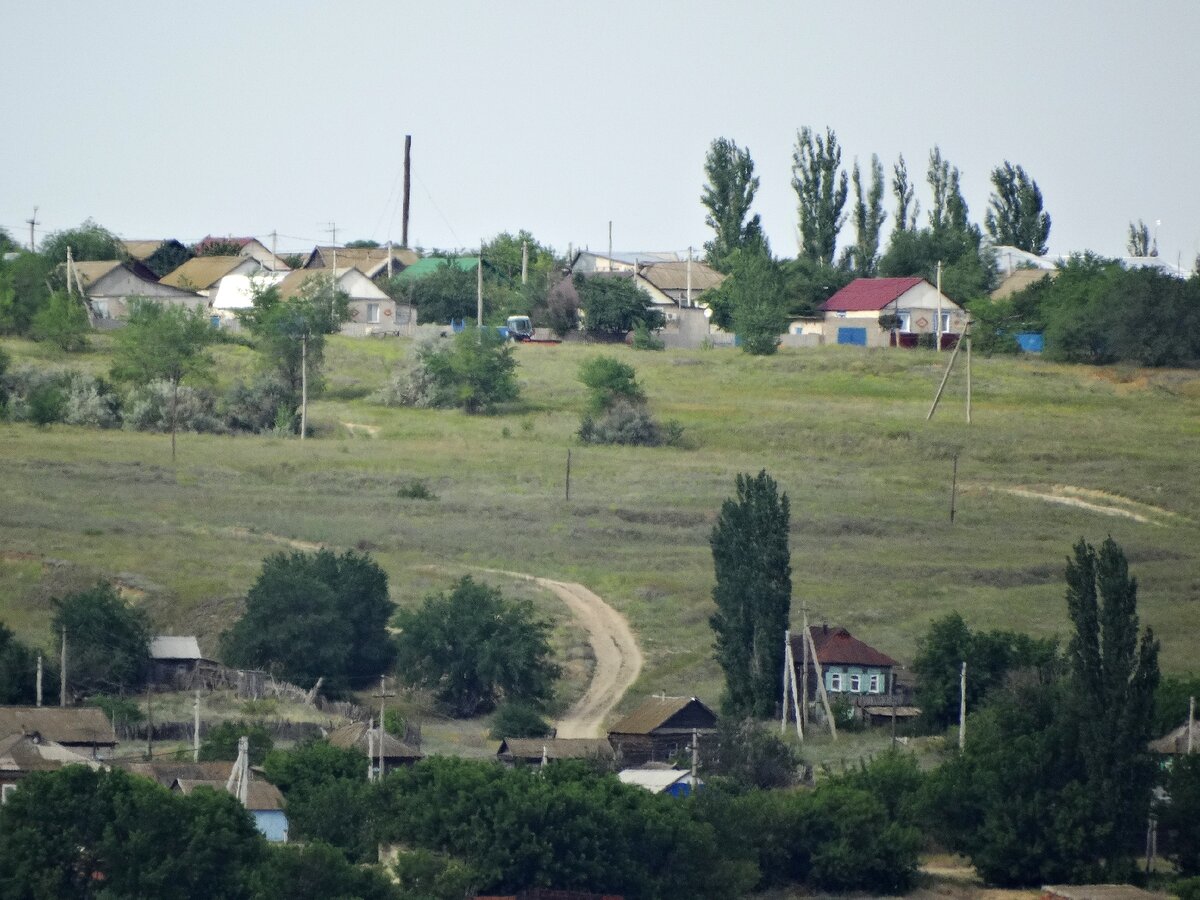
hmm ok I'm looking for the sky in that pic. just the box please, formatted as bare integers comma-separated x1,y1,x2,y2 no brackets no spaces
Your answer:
4,1,1200,268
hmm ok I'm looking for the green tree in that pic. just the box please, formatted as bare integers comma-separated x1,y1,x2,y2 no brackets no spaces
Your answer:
0,623,44,704
985,161,1051,254
51,583,150,698
1127,219,1154,256
392,847,477,900
30,290,90,351
891,153,920,233
111,298,216,461
1153,673,1200,737
253,842,401,900
236,277,350,430
578,355,645,412
403,259,480,324
701,137,768,271
1160,755,1200,875
576,273,664,337
843,154,887,275
709,717,800,789
37,218,122,264
778,255,853,318
489,700,552,739
912,612,1058,730
344,239,381,249
0,252,54,335
791,126,848,265
704,249,789,353
221,549,397,696
198,720,274,766
193,238,244,257
416,326,520,413
1063,536,1160,879
142,240,194,279
0,226,17,254
394,576,560,717
709,470,791,717
0,765,264,899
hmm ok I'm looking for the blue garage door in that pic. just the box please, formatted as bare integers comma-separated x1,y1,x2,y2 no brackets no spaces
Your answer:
837,327,867,346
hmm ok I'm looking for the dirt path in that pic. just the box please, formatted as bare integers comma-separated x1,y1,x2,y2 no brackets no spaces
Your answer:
486,570,643,738
971,483,1180,526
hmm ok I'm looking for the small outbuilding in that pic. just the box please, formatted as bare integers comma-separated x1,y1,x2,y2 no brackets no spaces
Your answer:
326,721,423,773
0,707,118,759
148,636,219,689
617,766,702,797
819,276,965,348
496,737,614,766
607,695,716,766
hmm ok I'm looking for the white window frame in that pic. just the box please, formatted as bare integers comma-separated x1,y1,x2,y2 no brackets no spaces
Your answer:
366,303,380,324
897,311,911,332
869,673,881,693
829,672,842,692
836,310,848,318
849,674,861,693
1,783,15,804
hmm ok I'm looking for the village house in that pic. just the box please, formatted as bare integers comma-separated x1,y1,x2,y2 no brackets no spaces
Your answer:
0,707,119,761
819,276,965,348
607,695,717,766
192,236,291,271
160,255,264,295
326,721,422,775
496,737,614,767
304,244,419,280
274,267,399,337
148,636,219,690
0,732,103,802
790,625,901,702
71,260,205,322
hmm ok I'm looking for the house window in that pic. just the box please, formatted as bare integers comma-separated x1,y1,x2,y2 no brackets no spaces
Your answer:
366,303,380,324
849,674,861,693
829,672,842,692
897,311,911,332
836,310,847,318
869,673,881,693
936,312,950,333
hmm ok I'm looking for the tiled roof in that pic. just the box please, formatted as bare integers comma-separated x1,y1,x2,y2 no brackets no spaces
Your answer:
820,277,924,312
0,707,117,745
792,626,899,668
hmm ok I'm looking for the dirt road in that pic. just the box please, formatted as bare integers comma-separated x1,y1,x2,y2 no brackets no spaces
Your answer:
488,570,643,739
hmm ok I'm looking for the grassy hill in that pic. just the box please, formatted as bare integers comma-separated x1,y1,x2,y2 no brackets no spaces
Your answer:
2,334,1198,716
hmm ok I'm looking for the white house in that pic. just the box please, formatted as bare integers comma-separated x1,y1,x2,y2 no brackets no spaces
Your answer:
209,272,288,327
160,256,264,296
819,277,966,348
72,261,206,322
275,267,403,337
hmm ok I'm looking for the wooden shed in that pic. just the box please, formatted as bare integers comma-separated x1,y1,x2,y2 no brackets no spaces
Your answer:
606,696,716,766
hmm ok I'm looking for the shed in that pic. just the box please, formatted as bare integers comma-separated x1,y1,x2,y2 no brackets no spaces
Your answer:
148,636,218,688
0,732,103,802
0,707,118,758
326,721,422,772
607,696,716,765
496,737,614,766
617,766,702,797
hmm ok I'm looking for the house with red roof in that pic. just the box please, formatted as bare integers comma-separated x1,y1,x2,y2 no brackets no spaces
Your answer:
819,277,965,348
790,625,900,700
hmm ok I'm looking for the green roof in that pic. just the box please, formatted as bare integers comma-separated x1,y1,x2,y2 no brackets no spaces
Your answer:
394,256,478,281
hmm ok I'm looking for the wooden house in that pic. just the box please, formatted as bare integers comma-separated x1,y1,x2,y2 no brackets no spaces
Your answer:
790,625,900,701
304,245,418,280
606,696,716,765
148,636,219,689
496,737,614,766
0,707,118,760
0,732,102,803
326,721,422,773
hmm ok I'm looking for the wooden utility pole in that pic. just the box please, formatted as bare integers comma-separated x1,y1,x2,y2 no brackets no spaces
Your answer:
607,221,613,270
36,654,43,707
804,621,837,739
386,239,393,279
60,629,67,706
1189,695,1195,754
958,661,967,750
367,718,376,782
950,453,959,523
565,449,571,501
271,230,278,263
781,631,803,740
927,323,968,420
193,691,201,762
401,134,412,249
476,242,483,327
375,677,395,781
935,260,944,351
686,247,693,307
521,240,529,285
146,689,154,757
966,338,973,423
690,728,699,793
299,334,308,440
26,206,38,252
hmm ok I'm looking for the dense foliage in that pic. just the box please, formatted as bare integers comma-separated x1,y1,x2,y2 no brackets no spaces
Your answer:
198,720,275,766
985,161,1051,254
709,470,791,717
0,622,44,704
575,273,664,337
1161,755,1200,876
701,137,768,271
417,326,520,413
51,583,150,698
221,549,396,696
394,576,560,716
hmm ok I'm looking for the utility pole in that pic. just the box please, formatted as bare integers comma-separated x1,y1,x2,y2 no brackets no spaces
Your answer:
146,689,154,758
324,222,337,246
65,246,75,298
299,334,308,440
779,629,803,741
193,691,201,762
935,260,944,351
690,728,699,793
565,449,571,501
804,620,837,739
367,717,376,782
958,661,967,750
386,239,393,279
686,246,693,307
60,628,67,707
926,321,969,420
375,677,395,781
401,134,412,249
476,241,483,327
1189,695,1195,754
26,206,38,252
966,338,972,423
271,230,278,264
36,654,43,707
800,607,811,728
607,221,613,271
521,240,528,285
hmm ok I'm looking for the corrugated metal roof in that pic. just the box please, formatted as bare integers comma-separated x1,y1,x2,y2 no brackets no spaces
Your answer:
149,636,203,660
392,257,478,281
0,707,117,745
637,261,725,293
161,255,254,289
820,277,925,312
608,696,714,735
497,738,614,760
618,767,699,793
791,627,900,668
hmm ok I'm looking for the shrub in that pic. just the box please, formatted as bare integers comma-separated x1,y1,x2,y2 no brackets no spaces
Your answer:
396,479,437,500
30,290,90,351
27,380,65,426
489,700,553,739
61,372,121,428
221,375,296,434
708,718,801,789
198,720,274,766
578,355,645,413
631,322,665,350
123,380,225,434
578,399,682,447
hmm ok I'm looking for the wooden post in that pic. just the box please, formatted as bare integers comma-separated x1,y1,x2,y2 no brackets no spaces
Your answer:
521,241,528,285
367,718,375,782
801,609,810,728
36,654,42,707
146,689,153,758
950,453,958,523
926,326,966,420
690,728,698,793
780,629,790,734
958,661,967,750
565,449,571,501
401,135,412,249
379,676,386,781
805,625,837,740
787,638,803,741
1189,695,1195,754
966,338,972,424
193,691,201,762
60,629,67,707
300,334,308,440
477,243,483,327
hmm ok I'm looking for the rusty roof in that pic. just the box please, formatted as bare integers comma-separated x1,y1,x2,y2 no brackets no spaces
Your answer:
0,707,117,745
497,738,614,760
161,255,255,289
608,696,715,735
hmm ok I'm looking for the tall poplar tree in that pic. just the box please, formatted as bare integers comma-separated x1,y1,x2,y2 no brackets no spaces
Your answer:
844,154,887,275
701,137,768,271
891,154,919,233
709,470,791,717
984,161,1051,254
791,126,848,265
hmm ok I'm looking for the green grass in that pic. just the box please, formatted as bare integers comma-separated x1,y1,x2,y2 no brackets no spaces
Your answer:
2,335,1199,723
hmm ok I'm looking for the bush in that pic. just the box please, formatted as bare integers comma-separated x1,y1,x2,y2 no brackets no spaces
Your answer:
221,375,296,434
631,322,665,350
61,372,121,427
27,380,65,426
396,479,437,500
708,718,800,788
3,368,120,428
378,330,519,414
30,290,90,351
490,700,553,739
578,399,682,447
123,380,226,434
198,720,274,766
578,355,645,413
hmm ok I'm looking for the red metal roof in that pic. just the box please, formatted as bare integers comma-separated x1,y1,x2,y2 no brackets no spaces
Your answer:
792,626,899,668
820,277,924,312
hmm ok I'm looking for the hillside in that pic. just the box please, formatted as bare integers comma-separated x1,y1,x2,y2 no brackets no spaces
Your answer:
2,335,1198,717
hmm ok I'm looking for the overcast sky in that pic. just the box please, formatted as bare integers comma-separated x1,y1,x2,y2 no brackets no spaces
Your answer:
4,1,1199,267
